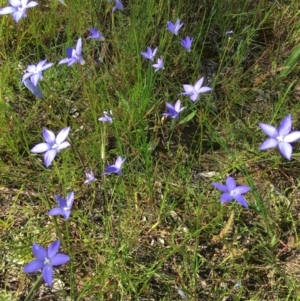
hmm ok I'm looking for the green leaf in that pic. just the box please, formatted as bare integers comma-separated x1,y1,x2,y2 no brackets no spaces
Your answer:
178,110,197,125
280,43,300,78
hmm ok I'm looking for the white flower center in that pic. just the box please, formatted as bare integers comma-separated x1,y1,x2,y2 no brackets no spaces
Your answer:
277,135,284,142
44,257,51,265
229,190,236,196
63,206,69,211
52,143,58,150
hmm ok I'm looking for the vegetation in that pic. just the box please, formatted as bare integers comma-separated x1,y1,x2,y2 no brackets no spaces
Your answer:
1,0,300,300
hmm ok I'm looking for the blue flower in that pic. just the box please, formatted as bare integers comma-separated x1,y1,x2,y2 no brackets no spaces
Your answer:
167,18,183,35
225,30,234,36
87,28,104,40
0,0,38,23
152,57,164,72
180,77,212,102
140,46,158,61
180,36,193,52
108,0,123,11
98,110,113,123
30,127,70,167
23,240,69,287
212,177,251,208
59,38,85,66
103,156,126,175
162,100,185,119
48,192,74,220
84,171,97,184
113,0,123,11
259,114,300,160
22,59,53,87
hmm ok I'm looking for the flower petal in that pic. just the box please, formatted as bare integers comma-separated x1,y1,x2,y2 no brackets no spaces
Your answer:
26,65,36,72
141,51,150,59
278,142,292,160
76,37,82,55
63,210,71,220
67,59,77,66
48,207,63,217
56,127,70,145
258,123,278,138
43,129,55,144
194,77,204,91
40,62,53,71
220,193,233,203
22,72,32,83
234,185,251,195
226,177,236,191
259,138,278,150
115,156,126,168
284,131,300,143
0,6,17,15
78,56,85,65
44,149,57,167
58,58,70,65
198,87,212,93
165,102,175,112
31,142,50,153
36,59,47,70
103,165,119,175
174,100,181,111
12,10,24,22
55,194,66,208
234,195,248,208
9,0,21,7
66,191,74,208
47,240,60,259
42,265,53,286
25,1,38,8
212,182,228,192
278,114,292,136
52,254,70,266
32,243,47,260
31,73,40,86
182,84,194,94
152,47,158,58
21,0,28,7
23,259,44,273
190,93,199,102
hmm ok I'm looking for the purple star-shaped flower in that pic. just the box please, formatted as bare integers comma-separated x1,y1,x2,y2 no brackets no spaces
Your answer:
48,192,74,220
98,110,113,123
212,176,251,208
180,36,193,52
180,77,212,102
259,114,300,160
0,0,38,23
58,38,85,66
87,28,104,40
140,46,158,61
108,0,123,11
162,100,185,120
103,156,126,175
23,240,70,287
30,127,70,167
167,18,183,35
22,59,53,86
112,0,123,11
225,30,234,36
152,57,164,72
84,171,97,184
